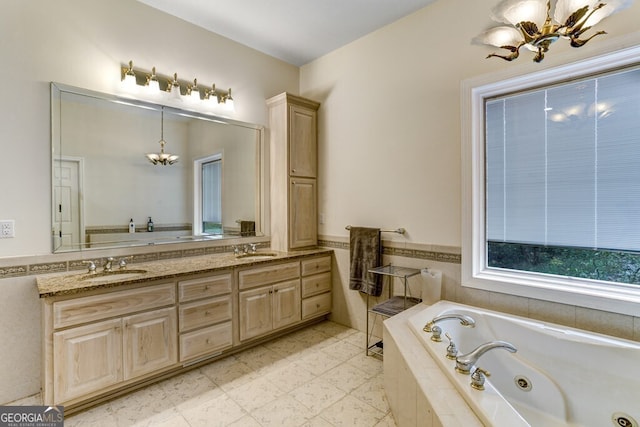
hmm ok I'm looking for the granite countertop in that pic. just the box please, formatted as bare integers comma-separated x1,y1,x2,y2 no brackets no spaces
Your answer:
37,248,333,298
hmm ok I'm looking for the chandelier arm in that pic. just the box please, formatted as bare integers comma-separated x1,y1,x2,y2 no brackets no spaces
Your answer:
568,3,606,34
570,30,607,47
487,41,525,61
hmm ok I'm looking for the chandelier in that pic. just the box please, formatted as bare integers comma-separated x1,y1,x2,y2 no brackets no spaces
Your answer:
474,0,633,62
146,107,179,166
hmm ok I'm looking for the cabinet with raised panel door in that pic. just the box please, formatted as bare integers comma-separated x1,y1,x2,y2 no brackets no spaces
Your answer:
267,92,320,251
39,250,332,412
45,282,177,405
238,261,301,341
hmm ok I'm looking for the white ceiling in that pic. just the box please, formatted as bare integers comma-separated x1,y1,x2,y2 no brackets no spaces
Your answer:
137,0,437,66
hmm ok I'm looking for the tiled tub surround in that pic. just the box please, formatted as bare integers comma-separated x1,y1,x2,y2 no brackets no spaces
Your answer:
384,304,483,427
38,247,333,413
386,302,640,427
319,235,640,343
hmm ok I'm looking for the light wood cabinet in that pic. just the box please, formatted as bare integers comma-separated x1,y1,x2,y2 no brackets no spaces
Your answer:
177,272,233,363
41,251,331,412
267,92,320,251
300,256,332,320
53,318,123,403
239,279,301,341
238,262,302,341
44,282,177,406
123,307,177,379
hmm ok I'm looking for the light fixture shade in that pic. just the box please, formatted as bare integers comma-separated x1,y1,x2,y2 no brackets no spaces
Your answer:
491,0,548,26
147,67,161,94
473,26,523,48
224,88,235,112
188,79,200,101
122,60,137,91
553,0,598,24
582,0,633,27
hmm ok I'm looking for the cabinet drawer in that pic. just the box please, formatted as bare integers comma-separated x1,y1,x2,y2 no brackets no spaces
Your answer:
53,283,176,329
302,292,331,320
179,296,232,332
180,322,232,362
178,273,232,302
238,261,300,290
301,272,331,298
301,256,331,277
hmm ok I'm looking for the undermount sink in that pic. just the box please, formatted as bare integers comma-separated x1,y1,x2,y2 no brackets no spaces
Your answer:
235,252,278,260
81,269,148,283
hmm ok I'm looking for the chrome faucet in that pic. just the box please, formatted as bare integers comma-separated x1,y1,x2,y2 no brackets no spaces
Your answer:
423,313,476,342
103,257,116,272
455,340,517,374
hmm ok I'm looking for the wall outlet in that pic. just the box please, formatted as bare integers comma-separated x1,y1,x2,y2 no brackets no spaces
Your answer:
0,220,15,238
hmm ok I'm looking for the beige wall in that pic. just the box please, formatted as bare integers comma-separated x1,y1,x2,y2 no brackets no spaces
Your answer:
301,0,640,341
1,0,640,405
0,0,298,404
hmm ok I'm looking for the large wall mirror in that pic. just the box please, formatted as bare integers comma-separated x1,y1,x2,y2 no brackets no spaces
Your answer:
51,82,265,253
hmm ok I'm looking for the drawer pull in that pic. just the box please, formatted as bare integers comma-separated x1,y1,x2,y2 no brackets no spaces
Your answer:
316,304,320,308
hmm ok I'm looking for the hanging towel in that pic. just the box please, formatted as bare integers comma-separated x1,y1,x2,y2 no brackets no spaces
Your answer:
349,227,383,296
240,221,255,236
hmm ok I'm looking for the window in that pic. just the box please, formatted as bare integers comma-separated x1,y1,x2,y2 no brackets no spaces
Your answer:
194,153,222,235
462,46,640,315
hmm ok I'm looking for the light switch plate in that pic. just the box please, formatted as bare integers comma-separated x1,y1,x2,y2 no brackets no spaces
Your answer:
0,220,15,238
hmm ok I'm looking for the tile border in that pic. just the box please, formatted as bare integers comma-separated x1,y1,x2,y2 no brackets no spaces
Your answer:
0,237,461,281
318,239,461,264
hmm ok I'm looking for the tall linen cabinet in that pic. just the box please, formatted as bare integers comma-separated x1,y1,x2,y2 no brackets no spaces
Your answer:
267,93,321,251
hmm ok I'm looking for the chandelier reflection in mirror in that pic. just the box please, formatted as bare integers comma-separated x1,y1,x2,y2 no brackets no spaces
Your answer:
474,0,634,62
120,60,235,113
146,107,179,166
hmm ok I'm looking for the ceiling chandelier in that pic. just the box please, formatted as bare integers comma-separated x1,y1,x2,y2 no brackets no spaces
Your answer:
474,0,633,62
146,107,179,166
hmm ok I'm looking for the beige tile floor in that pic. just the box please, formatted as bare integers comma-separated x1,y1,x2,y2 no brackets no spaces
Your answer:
14,321,396,427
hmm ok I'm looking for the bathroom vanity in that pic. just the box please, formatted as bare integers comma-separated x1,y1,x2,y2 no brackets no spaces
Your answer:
37,249,332,412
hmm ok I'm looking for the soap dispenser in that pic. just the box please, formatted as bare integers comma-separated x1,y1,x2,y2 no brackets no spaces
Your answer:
129,218,135,234
147,217,154,232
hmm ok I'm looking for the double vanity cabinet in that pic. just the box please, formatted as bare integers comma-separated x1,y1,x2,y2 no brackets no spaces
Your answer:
38,250,332,412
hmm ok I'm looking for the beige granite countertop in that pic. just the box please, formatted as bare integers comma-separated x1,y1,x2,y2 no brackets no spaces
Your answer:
37,248,333,298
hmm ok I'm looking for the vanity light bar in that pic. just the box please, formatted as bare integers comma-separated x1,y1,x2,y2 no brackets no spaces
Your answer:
120,60,234,112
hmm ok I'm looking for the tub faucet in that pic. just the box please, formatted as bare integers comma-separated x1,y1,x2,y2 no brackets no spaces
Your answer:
423,313,476,341
455,340,517,374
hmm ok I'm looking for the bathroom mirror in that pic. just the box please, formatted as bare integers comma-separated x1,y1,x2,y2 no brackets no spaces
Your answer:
51,82,265,252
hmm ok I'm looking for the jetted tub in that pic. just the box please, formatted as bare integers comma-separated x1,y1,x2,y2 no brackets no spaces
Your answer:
404,301,640,427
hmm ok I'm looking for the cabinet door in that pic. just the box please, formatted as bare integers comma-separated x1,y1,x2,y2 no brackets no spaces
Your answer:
272,279,301,330
123,307,177,380
289,104,317,178
290,177,317,248
239,287,272,341
53,318,123,403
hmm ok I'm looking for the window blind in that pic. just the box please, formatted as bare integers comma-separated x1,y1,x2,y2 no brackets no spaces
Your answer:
486,67,640,251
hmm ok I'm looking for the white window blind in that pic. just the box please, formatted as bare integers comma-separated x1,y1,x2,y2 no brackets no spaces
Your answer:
202,159,221,224
486,66,640,251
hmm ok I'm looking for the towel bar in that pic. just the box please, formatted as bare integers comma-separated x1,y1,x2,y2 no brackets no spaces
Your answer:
345,225,405,234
